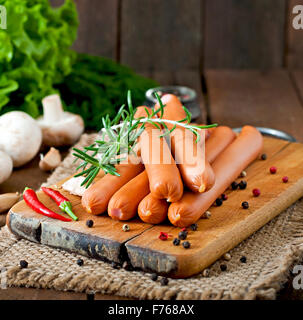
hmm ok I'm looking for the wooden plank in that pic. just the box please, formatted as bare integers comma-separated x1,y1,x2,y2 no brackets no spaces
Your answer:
7,184,153,263
205,70,303,142
8,137,303,278
204,0,286,68
286,0,303,68
126,140,303,277
72,0,119,59
174,71,206,123
292,70,303,103
121,0,202,72
0,287,87,300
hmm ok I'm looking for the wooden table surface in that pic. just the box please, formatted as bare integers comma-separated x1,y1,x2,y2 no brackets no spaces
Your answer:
1,69,303,300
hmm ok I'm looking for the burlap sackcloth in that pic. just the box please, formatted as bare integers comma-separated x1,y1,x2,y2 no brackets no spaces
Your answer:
0,133,303,300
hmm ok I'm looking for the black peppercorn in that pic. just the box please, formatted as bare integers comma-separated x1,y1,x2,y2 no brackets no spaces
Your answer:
261,153,267,160
182,241,191,249
215,198,223,206
231,181,238,190
240,256,247,263
242,201,249,209
221,194,228,201
160,277,169,286
220,264,227,271
150,273,158,281
20,260,28,269
173,238,180,246
111,262,120,269
238,180,247,190
77,258,84,266
178,231,187,240
86,219,94,228
190,223,198,231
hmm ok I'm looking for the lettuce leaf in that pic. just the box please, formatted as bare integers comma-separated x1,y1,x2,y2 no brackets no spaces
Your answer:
0,0,78,117
0,0,158,130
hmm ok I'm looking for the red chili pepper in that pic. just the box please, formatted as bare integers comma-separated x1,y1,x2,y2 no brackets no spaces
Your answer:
23,188,71,222
41,187,78,221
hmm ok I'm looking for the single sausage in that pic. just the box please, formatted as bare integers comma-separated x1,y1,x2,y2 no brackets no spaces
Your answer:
108,171,150,220
140,108,183,202
205,126,236,164
160,94,215,193
81,107,147,215
81,161,144,215
168,125,263,227
138,193,169,224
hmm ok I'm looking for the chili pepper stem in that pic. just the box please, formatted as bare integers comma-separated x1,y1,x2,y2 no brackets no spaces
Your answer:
59,201,78,221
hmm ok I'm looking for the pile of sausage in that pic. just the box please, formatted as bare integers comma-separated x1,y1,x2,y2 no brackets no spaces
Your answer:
81,94,263,228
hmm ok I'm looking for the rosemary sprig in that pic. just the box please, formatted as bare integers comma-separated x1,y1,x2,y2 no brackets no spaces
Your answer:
73,90,217,188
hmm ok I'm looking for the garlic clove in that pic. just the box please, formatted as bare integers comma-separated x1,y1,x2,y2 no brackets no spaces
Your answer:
39,147,61,171
0,192,20,213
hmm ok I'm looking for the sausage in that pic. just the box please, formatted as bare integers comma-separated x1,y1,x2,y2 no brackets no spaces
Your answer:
138,193,169,224
81,107,147,215
108,171,150,220
81,161,144,215
160,94,215,193
168,125,263,227
205,126,236,164
140,108,183,202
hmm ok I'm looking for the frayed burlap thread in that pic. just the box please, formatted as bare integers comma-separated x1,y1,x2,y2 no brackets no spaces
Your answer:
1,134,303,300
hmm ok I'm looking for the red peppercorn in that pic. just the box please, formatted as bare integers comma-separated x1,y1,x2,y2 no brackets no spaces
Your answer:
252,188,261,197
159,232,168,241
270,166,277,174
282,176,289,183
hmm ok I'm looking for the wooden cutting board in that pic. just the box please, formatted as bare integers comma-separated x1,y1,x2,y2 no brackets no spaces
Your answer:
6,137,303,278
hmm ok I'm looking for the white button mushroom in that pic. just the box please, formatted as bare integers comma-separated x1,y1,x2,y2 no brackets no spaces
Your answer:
0,112,42,167
37,94,84,147
0,151,13,184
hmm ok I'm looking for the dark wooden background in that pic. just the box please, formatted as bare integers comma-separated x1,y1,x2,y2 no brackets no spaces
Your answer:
51,0,303,141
